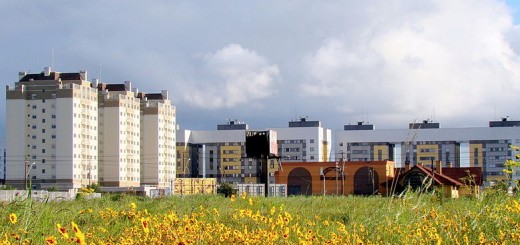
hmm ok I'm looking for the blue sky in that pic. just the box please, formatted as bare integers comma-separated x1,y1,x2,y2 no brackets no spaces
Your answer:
508,0,520,23
2,0,520,146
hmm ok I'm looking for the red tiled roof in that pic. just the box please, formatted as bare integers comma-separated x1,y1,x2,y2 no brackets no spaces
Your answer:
415,164,463,186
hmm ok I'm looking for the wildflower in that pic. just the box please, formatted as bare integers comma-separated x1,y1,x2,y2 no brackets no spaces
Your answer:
45,236,57,245
141,217,150,233
230,194,236,202
130,202,137,210
71,222,86,245
56,223,69,239
248,198,253,206
9,213,17,224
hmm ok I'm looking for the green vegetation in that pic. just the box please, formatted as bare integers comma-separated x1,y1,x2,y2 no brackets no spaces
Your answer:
1,189,520,244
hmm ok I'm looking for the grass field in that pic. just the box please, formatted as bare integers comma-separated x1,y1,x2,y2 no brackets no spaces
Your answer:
1,189,519,244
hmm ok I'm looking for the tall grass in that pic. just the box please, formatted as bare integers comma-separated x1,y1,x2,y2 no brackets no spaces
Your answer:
1,190,519,244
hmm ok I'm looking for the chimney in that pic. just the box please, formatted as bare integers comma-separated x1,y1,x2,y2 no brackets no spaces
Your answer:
161,90,169,100
124,81,132,91
44,67,52,76
132,88,139,95
436,160,442,175
405,160,410,172
91,78,99,89
79,70,87,81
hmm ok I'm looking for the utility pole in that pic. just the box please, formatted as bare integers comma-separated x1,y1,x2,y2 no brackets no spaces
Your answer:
341,152,345,195
24,159,28,190
335,162,338,195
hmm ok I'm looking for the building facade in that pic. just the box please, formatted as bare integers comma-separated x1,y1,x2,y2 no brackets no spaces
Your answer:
139,91,176,188
6,67,99,190
335,120,520,182
272,118,332,162
5,68,176,190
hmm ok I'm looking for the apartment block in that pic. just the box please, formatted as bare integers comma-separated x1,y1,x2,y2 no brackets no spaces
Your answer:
5,68,176,190
335,119,520,181
6,67,99,190
139,91,176,188
176,119,331,185
98,82,141,187
272,118,332,162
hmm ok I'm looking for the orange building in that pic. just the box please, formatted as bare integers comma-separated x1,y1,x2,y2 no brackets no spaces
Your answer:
274,160,395,196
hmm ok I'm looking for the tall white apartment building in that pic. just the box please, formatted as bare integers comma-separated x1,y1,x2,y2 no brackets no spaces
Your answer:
98,82,141,187
271,118,332,162
139,91,176,188
6,67,99,190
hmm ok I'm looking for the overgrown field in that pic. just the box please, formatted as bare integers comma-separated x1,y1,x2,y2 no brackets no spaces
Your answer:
1,190,520,244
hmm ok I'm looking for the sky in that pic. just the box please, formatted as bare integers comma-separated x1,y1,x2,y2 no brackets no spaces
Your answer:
2,0,520,142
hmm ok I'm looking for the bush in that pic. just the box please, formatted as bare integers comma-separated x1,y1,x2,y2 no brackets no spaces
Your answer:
217,183,236,197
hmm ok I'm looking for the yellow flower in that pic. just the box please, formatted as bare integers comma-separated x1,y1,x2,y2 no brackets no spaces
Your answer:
45,236,57,245
71,222,86,245
56,223,69,239
9,213,17,224
248,198,253,206
130,202,137,210
230,195,236,202
141,217,150,233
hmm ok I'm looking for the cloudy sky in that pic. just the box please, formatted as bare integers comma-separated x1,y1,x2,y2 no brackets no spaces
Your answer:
2,0,520,141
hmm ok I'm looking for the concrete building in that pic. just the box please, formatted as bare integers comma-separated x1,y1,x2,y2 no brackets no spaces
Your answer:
138,91,176,188
272,118,332,162
6,67,99,190
175,119,332,185
335,119,520,182
1,149,6,184
5,68,177,190
98,82,141,187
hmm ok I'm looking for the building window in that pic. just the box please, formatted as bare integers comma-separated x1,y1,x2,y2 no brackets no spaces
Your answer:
32,115,36,119
310,139,315,143
42,149,46,153
52,115,56,119
32,135,36,139
42,169,45,174
42,159,46,163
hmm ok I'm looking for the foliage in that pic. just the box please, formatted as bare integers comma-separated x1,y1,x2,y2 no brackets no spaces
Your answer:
217,183,236,197
86,183,102,193
1,191,520,244
46,186,59,192
0,185,15,190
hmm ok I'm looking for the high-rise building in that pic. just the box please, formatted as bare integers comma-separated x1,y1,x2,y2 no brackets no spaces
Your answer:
5,68,176,190
139,91,176,188
6,67,99,190
97,81,141,187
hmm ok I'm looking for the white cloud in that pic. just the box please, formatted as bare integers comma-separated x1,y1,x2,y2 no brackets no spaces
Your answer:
302,0,520,126
183,44,280,109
